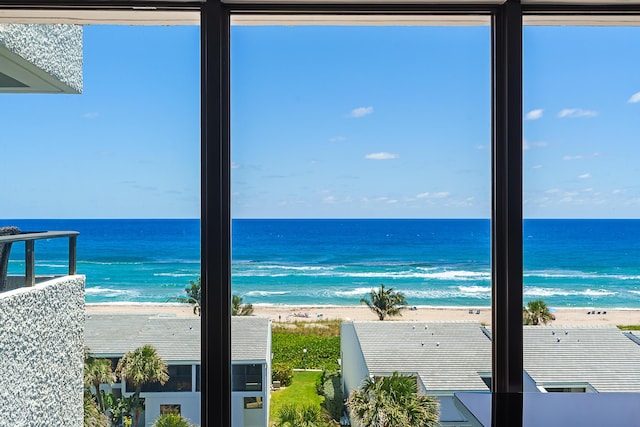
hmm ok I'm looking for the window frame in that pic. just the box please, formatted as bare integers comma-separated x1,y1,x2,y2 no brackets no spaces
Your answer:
5,1,640,426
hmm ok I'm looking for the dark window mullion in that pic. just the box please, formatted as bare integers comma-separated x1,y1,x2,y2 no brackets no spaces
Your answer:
202,1,231,426
491,0,524,425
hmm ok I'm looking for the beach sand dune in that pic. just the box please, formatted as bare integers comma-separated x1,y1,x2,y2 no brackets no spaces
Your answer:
85,303,640,327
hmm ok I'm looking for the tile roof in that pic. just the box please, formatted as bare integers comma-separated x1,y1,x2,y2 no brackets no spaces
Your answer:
523,326,640,392
351,321,492,393
350,321,640,393
84,314,271,364
84,314,201,363
231,316,271,362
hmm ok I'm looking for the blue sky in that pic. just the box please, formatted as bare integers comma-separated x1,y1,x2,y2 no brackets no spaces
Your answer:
2,23,640,219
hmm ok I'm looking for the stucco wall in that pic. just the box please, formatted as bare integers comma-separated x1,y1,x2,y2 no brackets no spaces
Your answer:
0,275,85,426
0,23,82,92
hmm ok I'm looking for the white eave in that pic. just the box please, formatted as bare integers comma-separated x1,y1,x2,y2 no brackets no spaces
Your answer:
0,43,79,93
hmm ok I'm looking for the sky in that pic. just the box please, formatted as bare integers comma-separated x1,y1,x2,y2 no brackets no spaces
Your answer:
2,23,640,219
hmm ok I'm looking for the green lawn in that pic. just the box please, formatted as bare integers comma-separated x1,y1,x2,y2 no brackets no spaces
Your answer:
269,370,324,425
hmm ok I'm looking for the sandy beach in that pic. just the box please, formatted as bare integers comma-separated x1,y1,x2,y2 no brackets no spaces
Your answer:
84,303,640,326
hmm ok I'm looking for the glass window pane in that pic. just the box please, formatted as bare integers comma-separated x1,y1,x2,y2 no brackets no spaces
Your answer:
523,24,640,397
0,17,201,427
231,18,491,426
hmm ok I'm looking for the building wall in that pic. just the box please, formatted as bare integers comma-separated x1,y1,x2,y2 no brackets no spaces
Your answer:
0,275,85,426
0,23,83,92
231,362,269,427
340,322,370,398
143,392,201,427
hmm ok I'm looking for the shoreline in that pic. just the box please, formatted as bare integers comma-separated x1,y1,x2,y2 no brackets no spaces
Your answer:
84,303,640,326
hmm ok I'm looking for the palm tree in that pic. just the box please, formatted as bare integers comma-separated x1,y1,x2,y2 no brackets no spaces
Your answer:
167,277,201,315
523,299,555,325
360,284,408,320
116,345,169,427
84,389,109,427
232,294,254,316
84,354,116,412
346,372,439,427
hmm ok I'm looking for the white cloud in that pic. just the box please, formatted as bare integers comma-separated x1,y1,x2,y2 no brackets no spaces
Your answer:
525,109,543,120
557,108,598,118
323,196,336,204
82,112,99,119
523,139,548,151
531,165,543,169
628,92,640,103
579,173,591,179
563,152,600,161
231,162,240,169
416,191,450,199
329,136,346,142
350,106,374,118
365,152,398,160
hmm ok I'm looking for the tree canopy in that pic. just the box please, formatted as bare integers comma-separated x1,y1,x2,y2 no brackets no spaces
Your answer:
84,353,116,413
116,345,169,427
167,277,201,315
232,294,254,316
360,284,408,320
523,299,555,325
346,371,439,427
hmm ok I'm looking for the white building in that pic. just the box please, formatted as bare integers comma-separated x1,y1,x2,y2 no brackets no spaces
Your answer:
341,321,640,426
85,313,272,427
231,316,273,427
85,313,202,427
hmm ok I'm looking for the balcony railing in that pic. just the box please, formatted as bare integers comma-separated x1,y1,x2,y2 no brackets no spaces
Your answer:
0,230,79,291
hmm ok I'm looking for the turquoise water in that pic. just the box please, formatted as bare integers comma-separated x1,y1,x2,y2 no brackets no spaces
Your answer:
4,218,640,309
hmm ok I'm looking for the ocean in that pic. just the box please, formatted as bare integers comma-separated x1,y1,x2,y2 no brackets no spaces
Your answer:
3,218,640,309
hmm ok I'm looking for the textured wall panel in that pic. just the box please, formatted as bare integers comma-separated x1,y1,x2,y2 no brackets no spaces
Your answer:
0,276,85,426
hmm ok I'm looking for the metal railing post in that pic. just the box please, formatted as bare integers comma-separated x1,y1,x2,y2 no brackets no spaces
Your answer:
25,240,35,287
69,235,77,275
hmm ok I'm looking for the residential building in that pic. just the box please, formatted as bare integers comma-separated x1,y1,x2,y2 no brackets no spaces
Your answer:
85,313,202,427
231,316,273,427
341,321,640,426
85,314,272,427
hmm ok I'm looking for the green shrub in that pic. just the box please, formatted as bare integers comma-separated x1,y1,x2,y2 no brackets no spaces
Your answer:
272,362,294,387
272,334,340,372
316,370,327,395
276,403,329,427
152,413,193,427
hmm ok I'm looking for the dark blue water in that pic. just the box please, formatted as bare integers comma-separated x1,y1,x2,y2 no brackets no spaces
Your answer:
3,218,640,308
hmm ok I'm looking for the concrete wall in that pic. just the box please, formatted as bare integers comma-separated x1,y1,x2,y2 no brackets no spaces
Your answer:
0,275,85,426
0,23,83,92
340,322,370,398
